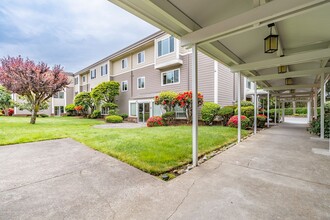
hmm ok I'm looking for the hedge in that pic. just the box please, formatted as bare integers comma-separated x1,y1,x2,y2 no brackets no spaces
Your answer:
105,115,123,123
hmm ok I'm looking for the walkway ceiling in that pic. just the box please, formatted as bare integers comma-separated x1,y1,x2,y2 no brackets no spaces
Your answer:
109,0,330,100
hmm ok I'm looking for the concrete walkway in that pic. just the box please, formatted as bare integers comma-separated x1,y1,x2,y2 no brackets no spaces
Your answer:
0,122,329,219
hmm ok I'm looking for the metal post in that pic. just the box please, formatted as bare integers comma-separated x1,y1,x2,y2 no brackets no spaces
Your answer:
254,82,257,134
267,92,270,127
307,101,311,122
274,97,277,125
192,44,198,166
282,101,285,123
237,72,241,143
313,91,318,119
320,72,325,139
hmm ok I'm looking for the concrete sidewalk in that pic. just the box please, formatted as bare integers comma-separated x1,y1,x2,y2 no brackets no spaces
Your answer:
0,122,329,219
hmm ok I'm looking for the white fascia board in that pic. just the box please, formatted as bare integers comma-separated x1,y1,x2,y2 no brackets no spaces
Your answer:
263,84,319,91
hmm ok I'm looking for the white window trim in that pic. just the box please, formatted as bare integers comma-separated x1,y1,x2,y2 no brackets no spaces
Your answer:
128,99,154,117
137,51,145,64
137,76,145,90
121,80,128,92
90,69,96,80
121,58,128,69
101,64,108,77
156,35,175,58
161,68,180,86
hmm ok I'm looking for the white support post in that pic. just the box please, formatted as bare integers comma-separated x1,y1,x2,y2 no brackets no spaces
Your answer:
64,88,67,113
51,97,54,115
237,72,241,143
274,97,277,125
307,101,311,122
192,44,198,167
320,72,325,139
282,101,285,123
267,92,270,127
313,91,317,119
254,82,257,134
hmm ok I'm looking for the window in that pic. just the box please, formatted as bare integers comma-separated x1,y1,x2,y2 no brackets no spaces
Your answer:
90,69,96,79
162,69,180,85
137,51,145,64
74,77,78,85
130,102,137,116
247,80,251,89
121,58,128,69
54,93,58,98
137,77,145,89
59,92,64,99
82,76,86,83
174,105,186,119
54,106,64,116
101,107,109,115
158,36,174,57
121,81,128,92
101,64,108,76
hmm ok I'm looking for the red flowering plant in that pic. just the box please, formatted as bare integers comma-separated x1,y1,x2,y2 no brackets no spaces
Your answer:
74,105,84,116
227,115,250,130
154,91,178,113
176,91,203,123
146,116,164,127
8,108,14,116
250,114,267,128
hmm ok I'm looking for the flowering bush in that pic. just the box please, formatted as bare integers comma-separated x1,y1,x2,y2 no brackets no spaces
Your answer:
176,91,203,123
8,108,14,116
74,105,83,115
227,115,250,130
147,116,164,127
250,114,267,128
154,91,177,112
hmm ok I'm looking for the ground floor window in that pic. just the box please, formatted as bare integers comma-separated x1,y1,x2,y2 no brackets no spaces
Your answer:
130,102,137,116
101,107,109,115
54,106,64,116
174,105,186,118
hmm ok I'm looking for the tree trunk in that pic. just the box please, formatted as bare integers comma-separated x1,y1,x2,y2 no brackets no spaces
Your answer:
30,105,39,124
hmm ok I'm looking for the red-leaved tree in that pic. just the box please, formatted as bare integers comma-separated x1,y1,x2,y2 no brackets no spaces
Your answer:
0,56,70,124
176,91,203,123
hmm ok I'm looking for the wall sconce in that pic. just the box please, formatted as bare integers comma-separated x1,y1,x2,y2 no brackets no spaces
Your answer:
264,23,278,53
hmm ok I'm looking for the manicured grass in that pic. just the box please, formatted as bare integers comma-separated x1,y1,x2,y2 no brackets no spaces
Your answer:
0,117,249,174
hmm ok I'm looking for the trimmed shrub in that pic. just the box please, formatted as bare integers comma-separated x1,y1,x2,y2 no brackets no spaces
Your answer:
119,113,128,120
218,106,235,126
235,106,254,118
102,102,118,110
65,104,76,116
162,111,175,126
105,115,123,123
108,109,118,116
90,110,101,119
240,101,254,107
250,114,267,128
201,102,221,125
227,115,250,130
309,113,330,138
154,91,178,112
146,116,164,127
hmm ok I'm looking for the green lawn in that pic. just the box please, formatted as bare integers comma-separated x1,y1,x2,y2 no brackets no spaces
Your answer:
0,117,248,175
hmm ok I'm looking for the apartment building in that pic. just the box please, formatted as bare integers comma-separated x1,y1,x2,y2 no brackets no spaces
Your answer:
13,73,74,116
74,31,245,122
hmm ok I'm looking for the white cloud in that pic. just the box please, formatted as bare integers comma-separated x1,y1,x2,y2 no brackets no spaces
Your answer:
0,0,158,72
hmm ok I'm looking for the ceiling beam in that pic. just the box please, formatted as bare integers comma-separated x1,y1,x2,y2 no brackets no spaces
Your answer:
230,48,330,72
272,92,312,97
247,67,330,82
181,0,329,47
263,84,319,91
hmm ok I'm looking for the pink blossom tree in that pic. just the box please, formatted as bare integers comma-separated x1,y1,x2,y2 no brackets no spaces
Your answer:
0,56,70,124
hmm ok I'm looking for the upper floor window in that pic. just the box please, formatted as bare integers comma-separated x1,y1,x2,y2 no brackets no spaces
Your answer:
121,80,128,92
82,76,86,83
54,92,64,99
162,69,180,86
246,80,252,89
137,51,145,64
101,64,108,76
121,58,128,69
74,77,78,85
158,36,174,57
90,69,96,79
137,77,145,89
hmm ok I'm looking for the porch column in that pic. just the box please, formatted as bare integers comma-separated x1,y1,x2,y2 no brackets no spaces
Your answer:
293,101,296,115
254,82,257,134
192,44,198,166
267,92,270,127
51,97,54,115
320,72,325,139
237,72,241,143
282,101,285,122
313,90,318,119
274,97,277,125
307,101,311,122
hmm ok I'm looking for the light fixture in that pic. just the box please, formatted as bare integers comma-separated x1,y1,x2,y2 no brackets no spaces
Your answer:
290,89,295,94
278,55,287,73
264,23,278,53
285,78,293,85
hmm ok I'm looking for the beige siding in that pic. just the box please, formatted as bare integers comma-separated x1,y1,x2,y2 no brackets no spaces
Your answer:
112,72,131,114
196,52,214,103
89,62,109,90
218,64,235,107
112,56,132,76
132,46,154,69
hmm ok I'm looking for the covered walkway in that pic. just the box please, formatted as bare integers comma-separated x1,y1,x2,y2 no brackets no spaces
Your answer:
1,121,329,219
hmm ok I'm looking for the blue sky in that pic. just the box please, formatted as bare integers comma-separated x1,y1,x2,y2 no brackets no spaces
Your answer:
0,0,158,73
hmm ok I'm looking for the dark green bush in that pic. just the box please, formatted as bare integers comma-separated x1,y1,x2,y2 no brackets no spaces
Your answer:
309,113,330,138
119,113,128,120
90,110,101,119
102,102,118,110
250,114,267,128
201,102,221,125
65,104,76,116
162,111,175,126
235,106,254,118
105,115,123,123
218,106,235,126
108,109,118,116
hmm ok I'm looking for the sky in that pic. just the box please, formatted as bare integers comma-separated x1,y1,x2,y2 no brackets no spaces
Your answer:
0,0,158,73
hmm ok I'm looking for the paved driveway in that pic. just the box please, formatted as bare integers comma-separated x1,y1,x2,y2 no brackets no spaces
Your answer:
1,123,329,219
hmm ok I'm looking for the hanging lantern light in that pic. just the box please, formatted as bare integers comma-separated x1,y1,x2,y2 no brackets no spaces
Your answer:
285,78,293,85
290,89,295,94
278,55,287,74
264,23,278,53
